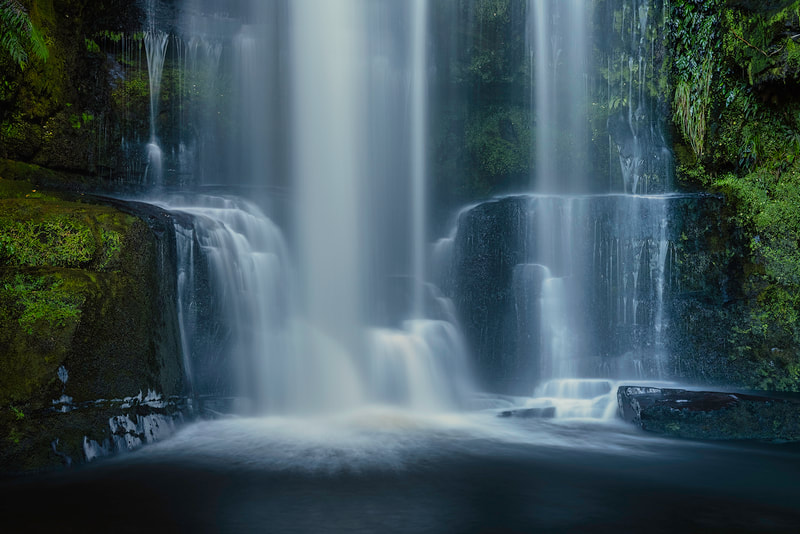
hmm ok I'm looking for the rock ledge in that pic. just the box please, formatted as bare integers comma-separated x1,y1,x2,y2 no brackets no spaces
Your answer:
617,386,800,442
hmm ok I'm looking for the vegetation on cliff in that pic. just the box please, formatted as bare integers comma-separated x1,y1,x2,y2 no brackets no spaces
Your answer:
669,0,800,390
0,0,143,182
0,0,49,69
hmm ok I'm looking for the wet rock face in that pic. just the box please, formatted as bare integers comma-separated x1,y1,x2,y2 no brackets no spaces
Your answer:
617,386,800,442
448,196,530,394
441,193,733,395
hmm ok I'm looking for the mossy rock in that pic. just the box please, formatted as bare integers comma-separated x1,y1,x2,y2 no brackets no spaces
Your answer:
0,173,185,473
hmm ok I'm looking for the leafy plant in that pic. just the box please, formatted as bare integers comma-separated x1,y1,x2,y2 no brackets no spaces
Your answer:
0,0,48,70
669,0,725,159
9,404,24,420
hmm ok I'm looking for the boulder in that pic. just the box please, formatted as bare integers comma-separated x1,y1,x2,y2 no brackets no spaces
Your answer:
617,386,800,442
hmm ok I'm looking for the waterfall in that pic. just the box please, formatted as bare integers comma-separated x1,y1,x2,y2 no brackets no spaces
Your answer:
290,0,366,381
144,0,478,416
156,195,293,413
135,0,681,421
503,0,675,417
410,0,428,318
143,0,169,188
529,0,590,194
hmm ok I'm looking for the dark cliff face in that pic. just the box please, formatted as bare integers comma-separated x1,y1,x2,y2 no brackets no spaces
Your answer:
439,193,749,394
446,197,530,394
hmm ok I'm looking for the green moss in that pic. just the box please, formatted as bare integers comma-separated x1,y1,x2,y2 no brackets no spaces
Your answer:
0,270,82,405
0,214,95,267
2,274,84,335
0,157,70,186
0,176,134,271
465,106,530,180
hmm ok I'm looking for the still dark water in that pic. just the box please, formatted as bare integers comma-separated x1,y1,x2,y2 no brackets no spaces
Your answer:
2,410,799,533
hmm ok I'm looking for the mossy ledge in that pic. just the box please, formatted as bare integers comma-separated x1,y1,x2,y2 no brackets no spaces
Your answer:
0,166,186,475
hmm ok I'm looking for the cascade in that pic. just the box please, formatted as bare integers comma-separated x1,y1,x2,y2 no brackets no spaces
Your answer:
154,195,293,413
529,0,590,194
522,0,674,416
410,0,428,317
141,0,477,416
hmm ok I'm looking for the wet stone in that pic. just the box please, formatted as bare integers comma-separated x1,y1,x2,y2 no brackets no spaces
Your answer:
617,386,800,442
497,406,557,419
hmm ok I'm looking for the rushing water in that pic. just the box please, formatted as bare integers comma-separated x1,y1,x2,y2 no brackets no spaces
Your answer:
135,0,478,416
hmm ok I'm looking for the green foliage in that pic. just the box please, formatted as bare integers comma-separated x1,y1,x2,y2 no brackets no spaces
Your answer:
460,0,527,87
0,0,48,70
722,3,800,85
714,168,800,361
84,38,100,54
2,274,84,335
753,351,800,391
111,70,149,109
669,1,800,388
95,30,124,43
98,228,122,270
0,215,95,267
668,0,725,159
68,111,94,130
9,404,23,420
465,106,529,178
673,71,710,158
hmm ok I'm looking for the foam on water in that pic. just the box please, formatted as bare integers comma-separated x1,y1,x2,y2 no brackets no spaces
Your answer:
122,403,693,475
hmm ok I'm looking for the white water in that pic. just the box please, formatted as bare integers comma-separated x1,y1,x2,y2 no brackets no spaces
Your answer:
410,0,428,318
139,0,477,418
143,29,169,186
529,0,590,194
154,195,293,413
290,0,366,395
492,194,675,418
154,191,477,416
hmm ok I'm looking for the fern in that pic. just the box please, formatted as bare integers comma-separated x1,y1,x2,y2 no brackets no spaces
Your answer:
673,54,713,158
0,0,48,70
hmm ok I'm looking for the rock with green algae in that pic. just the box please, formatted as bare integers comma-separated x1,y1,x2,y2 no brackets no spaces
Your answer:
0,170,186,475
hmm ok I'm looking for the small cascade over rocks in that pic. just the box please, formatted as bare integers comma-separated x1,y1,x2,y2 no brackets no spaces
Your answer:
152,192,477,416
152,194,292,413
432,0,722,416
532,379,619,420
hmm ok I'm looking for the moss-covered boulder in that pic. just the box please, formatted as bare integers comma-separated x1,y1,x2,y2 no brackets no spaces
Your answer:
0,167,185,474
